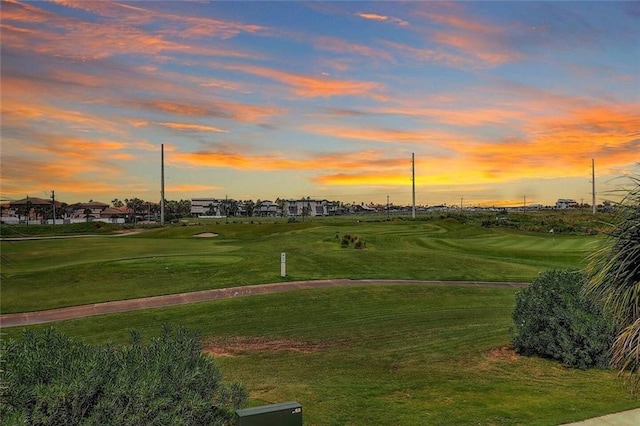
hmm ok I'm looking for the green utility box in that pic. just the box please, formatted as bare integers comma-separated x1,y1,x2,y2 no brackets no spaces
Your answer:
235,401,302,426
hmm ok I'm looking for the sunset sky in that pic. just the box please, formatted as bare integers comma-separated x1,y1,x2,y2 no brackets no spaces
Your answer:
1,1,638,207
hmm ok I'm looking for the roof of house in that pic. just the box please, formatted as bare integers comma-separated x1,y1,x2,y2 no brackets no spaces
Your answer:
69,201,109,209
9,197,53,206
100,207,128,216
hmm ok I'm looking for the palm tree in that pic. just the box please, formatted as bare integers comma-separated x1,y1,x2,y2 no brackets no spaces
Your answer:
585,174,640,393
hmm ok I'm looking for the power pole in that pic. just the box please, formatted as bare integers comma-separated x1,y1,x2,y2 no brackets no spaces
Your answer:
592,158,596,214
523,195,527,212
161,144,165,225
387,195,390,220
51,190,56,225
460,197,463,212
411,153,416,219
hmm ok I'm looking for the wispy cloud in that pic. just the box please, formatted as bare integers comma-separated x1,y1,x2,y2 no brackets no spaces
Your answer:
410,3,523,66
221,64,386,99
2,0,263,61
314,36,394,62
356,12,409,27
157,122,229,133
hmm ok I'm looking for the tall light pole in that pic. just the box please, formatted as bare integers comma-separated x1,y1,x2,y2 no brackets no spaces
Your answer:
592,158,596,214
51,190,56,225
411,153,416,219
161,144,165,225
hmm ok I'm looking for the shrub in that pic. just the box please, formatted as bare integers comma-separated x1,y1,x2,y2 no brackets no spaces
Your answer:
512,270,614,369
0,325,247,425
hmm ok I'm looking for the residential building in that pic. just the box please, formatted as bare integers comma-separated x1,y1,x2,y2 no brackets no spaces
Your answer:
69,201,110,220
190,198,222,216
556,199,578,209
255,200,281,217
283,199,335,217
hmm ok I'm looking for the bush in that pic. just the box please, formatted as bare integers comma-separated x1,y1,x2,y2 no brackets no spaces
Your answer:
0,325,247,425
512,270,614,369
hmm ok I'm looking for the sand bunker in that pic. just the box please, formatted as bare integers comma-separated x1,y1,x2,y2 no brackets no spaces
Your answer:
193,232,218,238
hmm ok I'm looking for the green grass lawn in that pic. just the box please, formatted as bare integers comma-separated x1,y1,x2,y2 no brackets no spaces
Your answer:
1,217,596,313
3,285,637,425
3,215,636,424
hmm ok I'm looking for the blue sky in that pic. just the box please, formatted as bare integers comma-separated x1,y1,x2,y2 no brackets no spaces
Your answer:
1,0,638,206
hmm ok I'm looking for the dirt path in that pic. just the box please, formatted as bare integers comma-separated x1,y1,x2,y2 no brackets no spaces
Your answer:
0,279,528,328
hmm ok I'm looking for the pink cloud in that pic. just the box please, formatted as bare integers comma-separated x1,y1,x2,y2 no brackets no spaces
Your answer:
221,64,385,99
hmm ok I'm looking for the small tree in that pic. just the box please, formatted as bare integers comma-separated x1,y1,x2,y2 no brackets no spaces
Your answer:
512,270,614,369
1,325,247,425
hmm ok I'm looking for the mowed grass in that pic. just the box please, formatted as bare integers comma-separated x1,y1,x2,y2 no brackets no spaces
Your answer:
1,218,596,313
2,217,637,424
3,285,637,425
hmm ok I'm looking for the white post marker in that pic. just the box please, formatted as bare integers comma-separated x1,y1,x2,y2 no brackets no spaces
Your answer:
281,252,286,277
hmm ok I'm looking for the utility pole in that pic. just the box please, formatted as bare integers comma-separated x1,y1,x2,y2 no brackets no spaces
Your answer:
411,153,416,219
51,190,56,225
387,195,390,220
523,195,527,212
161,144,165,225
592,158,596,214
460,197,463,212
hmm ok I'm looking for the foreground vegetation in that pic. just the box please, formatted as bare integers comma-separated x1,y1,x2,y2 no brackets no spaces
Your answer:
1,326,246,425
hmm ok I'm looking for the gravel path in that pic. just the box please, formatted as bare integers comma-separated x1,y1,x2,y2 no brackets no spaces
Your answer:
0,279,528,328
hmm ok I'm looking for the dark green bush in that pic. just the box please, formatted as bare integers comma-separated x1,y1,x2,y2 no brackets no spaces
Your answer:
512,270,614,369
1,325,247,425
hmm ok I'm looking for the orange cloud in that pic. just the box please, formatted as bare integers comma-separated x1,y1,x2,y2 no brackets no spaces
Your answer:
410,5,521,66
305,125,433,145
127,99,283,123
221,64,385,99
168,148,409,174
3,0,263,61
52,0,269,40
442,104,640,181
377,104,528,127
158,122,229,133
313,172,411,186
2,94,126,136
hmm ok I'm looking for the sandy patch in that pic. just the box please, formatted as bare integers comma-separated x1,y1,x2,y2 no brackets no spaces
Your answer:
484,345,520,363
203,337,333,357
193,232,219,238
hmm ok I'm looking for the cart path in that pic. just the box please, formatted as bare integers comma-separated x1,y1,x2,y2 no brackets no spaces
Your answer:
0,279,528,328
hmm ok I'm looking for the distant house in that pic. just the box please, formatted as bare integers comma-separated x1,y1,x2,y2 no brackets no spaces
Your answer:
255,200,281,217
283,199,334,217
190,198,222,217
5,196,61,224
99,207,128,223
69,201,110,220
556,199,578,209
